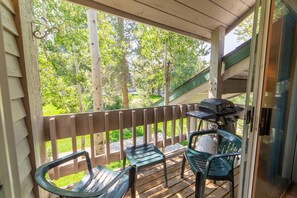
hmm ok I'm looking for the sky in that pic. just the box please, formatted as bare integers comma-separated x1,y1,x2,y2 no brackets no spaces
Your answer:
224,29,245,55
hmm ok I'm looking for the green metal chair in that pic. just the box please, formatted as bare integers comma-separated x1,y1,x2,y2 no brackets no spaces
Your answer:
181,129,242,198
123,143,168,187
35,150,136,198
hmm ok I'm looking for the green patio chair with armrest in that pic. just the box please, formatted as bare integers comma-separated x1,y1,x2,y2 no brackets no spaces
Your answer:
35,150,136,198
181,129,242,198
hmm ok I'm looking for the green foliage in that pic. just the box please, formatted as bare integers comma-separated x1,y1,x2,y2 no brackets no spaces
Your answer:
180,140,189,147
234,13,254,42
34,0,210,114
132,24,210,106
46,136,91,154
34,0,91,114
51,171,85,187
104,95,123,110
106,160,124,170
43,104,63,116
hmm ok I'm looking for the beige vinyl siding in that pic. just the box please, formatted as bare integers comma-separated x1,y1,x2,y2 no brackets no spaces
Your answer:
1,1,35,197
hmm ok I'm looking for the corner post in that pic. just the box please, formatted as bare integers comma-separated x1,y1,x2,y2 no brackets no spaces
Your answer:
209,26,225,99
14,0,47,196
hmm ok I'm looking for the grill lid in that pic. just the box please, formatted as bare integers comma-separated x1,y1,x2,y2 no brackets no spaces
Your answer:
198,98,236,115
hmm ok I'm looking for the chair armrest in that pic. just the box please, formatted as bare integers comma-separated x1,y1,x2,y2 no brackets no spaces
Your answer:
207,152,241,162
204,152,241,176
188,129,218,149
35,151,93,180
35,150,93,196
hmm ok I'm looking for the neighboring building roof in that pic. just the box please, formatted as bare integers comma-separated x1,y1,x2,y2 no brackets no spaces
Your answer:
153,39,251,106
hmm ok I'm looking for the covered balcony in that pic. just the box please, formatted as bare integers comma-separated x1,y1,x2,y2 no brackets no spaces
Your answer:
1,0,253,197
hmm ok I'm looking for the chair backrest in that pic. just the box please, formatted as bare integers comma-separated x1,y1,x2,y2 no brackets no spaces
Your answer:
217,130,242,164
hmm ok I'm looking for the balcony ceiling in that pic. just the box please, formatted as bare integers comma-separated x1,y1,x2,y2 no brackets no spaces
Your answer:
68,0,255,42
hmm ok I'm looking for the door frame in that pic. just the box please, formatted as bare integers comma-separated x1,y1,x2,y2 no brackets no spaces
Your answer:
244,0,297,197
241,0,274,197
291,48,297,183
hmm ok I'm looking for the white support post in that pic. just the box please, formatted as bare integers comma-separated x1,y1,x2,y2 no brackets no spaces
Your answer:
209,26,225,99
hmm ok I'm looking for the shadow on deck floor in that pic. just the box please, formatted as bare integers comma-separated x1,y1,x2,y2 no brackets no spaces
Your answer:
124,150,239,198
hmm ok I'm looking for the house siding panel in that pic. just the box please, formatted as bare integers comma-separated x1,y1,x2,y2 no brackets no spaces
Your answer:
1,5,18,36
11,99,27,123
16,138,31,166
3,30,20,57
8,77,25,99
6,53,22,77
19,157,32,185
13,119,29,144
20,174,34,198
1,0,15,13
1,2,35,197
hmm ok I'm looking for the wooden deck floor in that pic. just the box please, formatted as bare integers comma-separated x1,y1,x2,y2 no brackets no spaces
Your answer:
125,150,239,198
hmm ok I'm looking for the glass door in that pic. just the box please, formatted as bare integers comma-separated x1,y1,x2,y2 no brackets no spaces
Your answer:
253,0,297,197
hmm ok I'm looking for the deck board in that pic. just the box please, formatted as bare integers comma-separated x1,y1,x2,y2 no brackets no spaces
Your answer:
125,150,239,198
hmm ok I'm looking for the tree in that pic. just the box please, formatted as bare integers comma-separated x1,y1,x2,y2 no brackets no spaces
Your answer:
34,0,92,114
116,18,130,109
87,9,104,155
34,0,210,113
234,14,254,42
133,24,210,106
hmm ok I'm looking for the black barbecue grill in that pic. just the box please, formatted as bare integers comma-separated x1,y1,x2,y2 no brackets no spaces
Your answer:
187,98,243,133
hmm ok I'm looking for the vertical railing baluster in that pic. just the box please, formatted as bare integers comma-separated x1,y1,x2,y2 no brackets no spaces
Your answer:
147,124,152,143
70,116,78,172
171,106,176,145
154,108,158,146
105,113,110,164
187,105,191,135
119,111,124,160
143,109,148,144
179,105,184,142
162,107,167,148
194,103,199,131
89,114,95,166
132,110,136,146
49,118,60,179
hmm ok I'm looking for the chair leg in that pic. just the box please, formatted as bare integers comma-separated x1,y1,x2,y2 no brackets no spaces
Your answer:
195,173,202,198
230,180,234,198
194,174,205,198
129,165,136,198
200,179,206,198
181,154,186,178
131,186,136,198
163,159,168,188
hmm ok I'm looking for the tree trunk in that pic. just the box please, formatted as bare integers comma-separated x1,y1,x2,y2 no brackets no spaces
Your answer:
73,49,85,151
157,87,161,95
121,57,129,109
118,18,129,109
87,9,104,155
164,40,170,106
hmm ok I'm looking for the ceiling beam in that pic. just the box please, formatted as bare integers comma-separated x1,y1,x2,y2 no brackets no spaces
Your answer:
67,0,211,42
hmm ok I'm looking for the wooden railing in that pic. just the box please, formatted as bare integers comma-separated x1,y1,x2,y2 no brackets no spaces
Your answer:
43,103,203,178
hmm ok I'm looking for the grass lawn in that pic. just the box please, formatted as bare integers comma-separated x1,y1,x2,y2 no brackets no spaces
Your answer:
50,160,125,187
